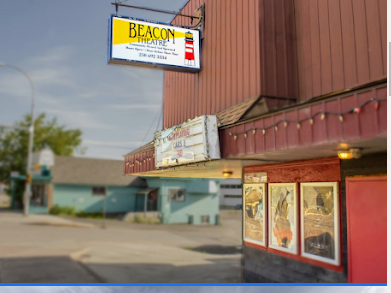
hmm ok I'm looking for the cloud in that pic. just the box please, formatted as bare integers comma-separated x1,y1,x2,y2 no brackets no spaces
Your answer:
83,139,144,149
28,46,75,65
29,67,75,87
43,108,115,130
0,71,34,101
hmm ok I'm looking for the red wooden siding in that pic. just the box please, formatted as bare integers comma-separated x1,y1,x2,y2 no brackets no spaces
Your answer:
163,0,386,128
221,85,387,159
163,0,297,128
294,0,387,101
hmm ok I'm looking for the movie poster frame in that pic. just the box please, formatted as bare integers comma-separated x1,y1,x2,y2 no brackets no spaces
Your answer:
268,183,298,254
243,183,266,247
300,182,340,265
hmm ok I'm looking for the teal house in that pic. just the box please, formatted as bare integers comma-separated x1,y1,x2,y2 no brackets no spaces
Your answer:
48,156,147,214
10,154,220,224
144,177,220,225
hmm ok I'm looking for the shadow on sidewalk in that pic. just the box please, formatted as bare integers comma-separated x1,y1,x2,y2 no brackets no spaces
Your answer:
0,256,99,283
0,255,242,283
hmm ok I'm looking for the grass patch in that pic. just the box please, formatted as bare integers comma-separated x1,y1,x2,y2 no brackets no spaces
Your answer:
49,204,104,219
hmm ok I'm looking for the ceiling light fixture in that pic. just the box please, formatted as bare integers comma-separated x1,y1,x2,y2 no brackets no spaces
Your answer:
223,171,233,178
338,148,362,160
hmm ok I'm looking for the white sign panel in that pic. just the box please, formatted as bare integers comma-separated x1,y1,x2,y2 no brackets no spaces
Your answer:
32,148,55,167
108,15,201,72
155,116,220,168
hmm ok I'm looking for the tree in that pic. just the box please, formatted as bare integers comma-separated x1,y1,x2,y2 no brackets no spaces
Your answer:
0,113,84,204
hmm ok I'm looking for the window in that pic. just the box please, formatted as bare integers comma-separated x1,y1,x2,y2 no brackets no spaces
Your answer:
224,195,242,198
169,189,185,201
201,215,210,224
92,187,106,196
221,184,242,189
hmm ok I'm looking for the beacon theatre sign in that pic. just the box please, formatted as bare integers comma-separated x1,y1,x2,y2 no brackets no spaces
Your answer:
107,15,201,72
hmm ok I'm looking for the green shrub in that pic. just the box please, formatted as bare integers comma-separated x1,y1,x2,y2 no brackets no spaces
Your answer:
49,204,61,215
49,204,75,216
75,211,104,219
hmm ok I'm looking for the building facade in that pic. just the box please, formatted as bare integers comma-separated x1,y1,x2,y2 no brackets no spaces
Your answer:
123,0,387,283
219,179,242,208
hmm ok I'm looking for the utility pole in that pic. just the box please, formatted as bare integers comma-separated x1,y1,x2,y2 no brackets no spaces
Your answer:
0,62,35,216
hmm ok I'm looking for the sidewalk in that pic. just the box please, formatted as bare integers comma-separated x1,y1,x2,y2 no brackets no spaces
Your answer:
0,211,242,283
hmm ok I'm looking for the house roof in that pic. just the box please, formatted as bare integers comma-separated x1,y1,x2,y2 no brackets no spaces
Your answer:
51,156,147,187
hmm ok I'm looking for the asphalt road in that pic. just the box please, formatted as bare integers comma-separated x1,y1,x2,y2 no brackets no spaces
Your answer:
0,210,242,283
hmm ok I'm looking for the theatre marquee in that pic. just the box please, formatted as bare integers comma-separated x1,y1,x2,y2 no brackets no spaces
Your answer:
155,115,220,168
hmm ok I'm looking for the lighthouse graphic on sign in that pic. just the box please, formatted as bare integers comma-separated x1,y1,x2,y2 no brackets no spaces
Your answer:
184,31,195,66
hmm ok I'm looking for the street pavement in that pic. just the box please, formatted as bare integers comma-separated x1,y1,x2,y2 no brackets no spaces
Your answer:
0,210,242,283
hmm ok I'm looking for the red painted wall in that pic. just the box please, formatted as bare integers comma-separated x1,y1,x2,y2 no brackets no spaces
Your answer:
346,176,387,283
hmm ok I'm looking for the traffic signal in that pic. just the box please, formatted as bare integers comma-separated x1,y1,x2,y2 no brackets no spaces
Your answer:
26,173,32,184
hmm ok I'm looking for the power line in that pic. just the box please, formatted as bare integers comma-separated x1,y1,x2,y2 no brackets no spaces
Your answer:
138,108,161,148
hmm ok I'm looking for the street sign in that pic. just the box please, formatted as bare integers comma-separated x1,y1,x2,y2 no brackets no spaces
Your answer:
10,171,19,178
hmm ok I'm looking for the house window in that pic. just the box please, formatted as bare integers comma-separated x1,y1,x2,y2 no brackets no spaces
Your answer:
92,187,106,196
221,184,242,189
224,195,242,198
169,189,185,201
201,215,210,224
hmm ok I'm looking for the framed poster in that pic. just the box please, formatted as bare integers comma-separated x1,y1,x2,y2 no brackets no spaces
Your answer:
243,183,266,246
268,183,298,254
300,182,340,265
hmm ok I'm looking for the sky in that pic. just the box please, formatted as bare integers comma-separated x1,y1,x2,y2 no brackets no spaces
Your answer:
0,0,188,160
0,287,386,293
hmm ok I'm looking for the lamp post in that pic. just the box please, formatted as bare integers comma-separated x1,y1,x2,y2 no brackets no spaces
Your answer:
0,62,35,216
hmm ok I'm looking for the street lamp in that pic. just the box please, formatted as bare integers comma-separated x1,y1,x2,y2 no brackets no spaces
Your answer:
0,62,36,216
